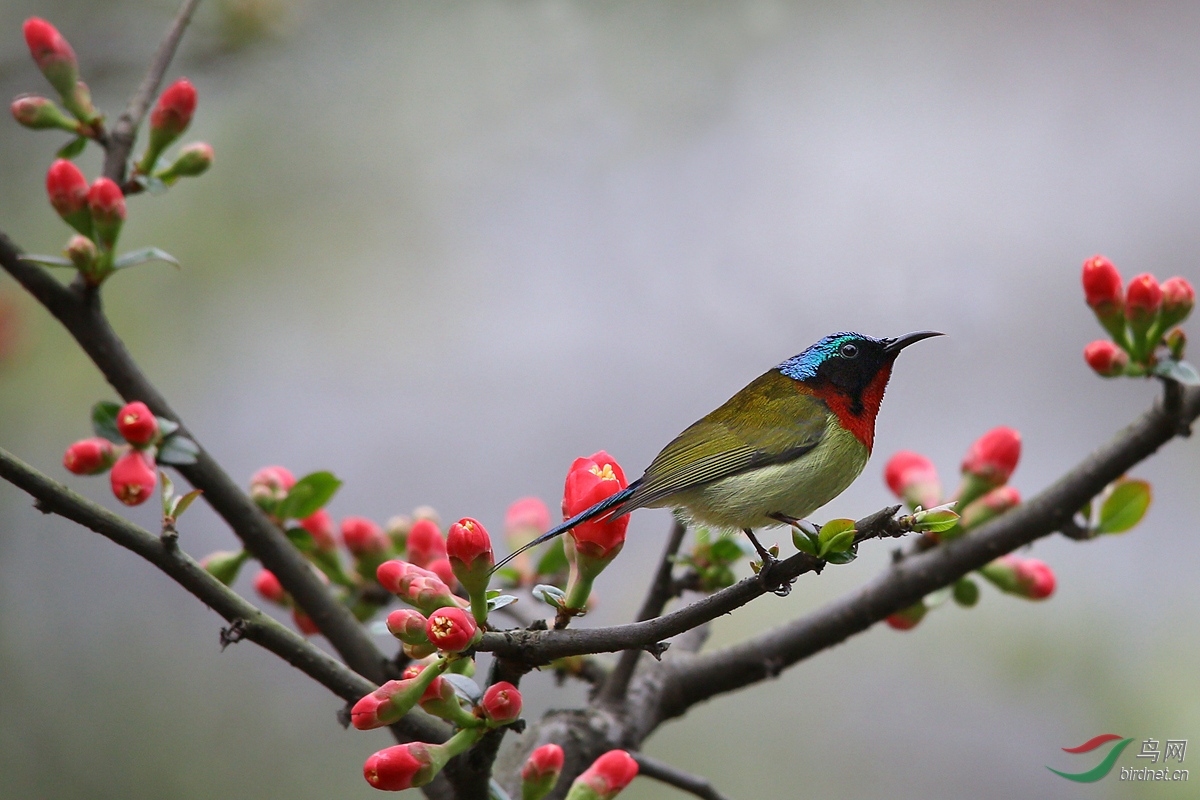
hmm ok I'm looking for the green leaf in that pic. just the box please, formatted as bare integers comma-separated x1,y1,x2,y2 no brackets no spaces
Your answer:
709,537,744,562
276,471,342,521
824,546,857,565
819,528,857,557
1078,499,1093,525
1097,478,1152,534
157,435,199,465
910,504,960,533
56,136,87,159
534,537,567,576
19,254,75,269
160,471,176,516
791,527,819,556
487,594,518,612
172,488,203,519
112,247,181,270
285,527,316,553
91,401,123,444
1153,358,1200,386
952,577,980,607
154,416,180,437
532,583,566,609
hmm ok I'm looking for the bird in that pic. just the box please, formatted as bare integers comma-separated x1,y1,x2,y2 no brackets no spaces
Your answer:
496,330,942,584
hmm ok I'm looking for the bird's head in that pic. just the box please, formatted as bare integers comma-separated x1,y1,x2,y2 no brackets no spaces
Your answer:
778,330,942,449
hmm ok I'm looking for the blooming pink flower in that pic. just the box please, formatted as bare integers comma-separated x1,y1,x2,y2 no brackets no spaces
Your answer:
562,451,629,560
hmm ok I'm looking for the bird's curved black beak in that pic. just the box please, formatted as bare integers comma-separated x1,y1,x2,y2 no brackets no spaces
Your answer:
883,330,944,353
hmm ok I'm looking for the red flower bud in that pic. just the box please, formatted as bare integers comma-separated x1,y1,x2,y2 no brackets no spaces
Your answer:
960,485,1020,529
385,608,429,645
425,606,479,653
115,401,158,446
522,743,565,800
563,451,630,561
351,680,414,730
480,681,522,726
427,557,457,589
376,560,461,615
23,18,78,98
1081,255,1123,314
363,743,436,791
885,602,927,631
62,437,116,475
1125,273,1163,320
1083,339,1129,377
298,508,336,550
571,750,639,800
11,94,76,131
448,517,494,569
45,160,89,232
249,465,295,508
292,607,320,636
87,178,126,249
407,518,446,567
341,516,388,556
1015,558,1056,600
960,427,1021,488
110,450,157,506
883,450,941,510
150,79,197,137
1160,276,1195,329
253,569,287,604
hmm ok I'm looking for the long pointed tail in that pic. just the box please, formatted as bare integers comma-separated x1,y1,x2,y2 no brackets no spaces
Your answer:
491,484,638,574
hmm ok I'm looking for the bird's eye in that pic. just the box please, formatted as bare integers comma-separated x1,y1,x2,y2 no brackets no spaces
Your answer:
839,343,859,358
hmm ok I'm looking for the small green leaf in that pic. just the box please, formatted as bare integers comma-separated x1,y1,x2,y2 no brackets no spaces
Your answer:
19,254,75,269
91,400,123,444
172,488,203,519
1097,478,1152,534
952,577,980,607
1153,358,1200,386
824,546,857,565
160,471,176,516
157,435,199,466
709,537,744,562
819,528,857,557
56,136,87,159
154,416,180,437
487,594,518,612
113,247,181,270
911,504,960,533
534,537,568,576
532,583,566,609
285,527,316,552
276,471,342,521
792,528,819,556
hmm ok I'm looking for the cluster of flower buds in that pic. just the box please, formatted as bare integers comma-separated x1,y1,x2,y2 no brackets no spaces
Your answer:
564,750,639,800
1081,256,1196,381
13,19,213,286
883,426,1055,630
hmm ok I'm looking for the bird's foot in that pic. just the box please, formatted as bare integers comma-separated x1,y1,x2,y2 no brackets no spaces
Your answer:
744,528,793,597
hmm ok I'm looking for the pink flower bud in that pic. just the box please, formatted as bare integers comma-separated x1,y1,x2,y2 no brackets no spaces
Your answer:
23,18,78,99
427,557,457,589
298,508,336,550
960,485,1020,529
481,681,522,726
115,401,158,446
883,450,941,509
341,516,388,557
65,234,97,271
1082,255,1123,314
885,601,927,630
385,608,429,645
87,178,126,249
571,750,639,800
407,518,446,567
447,517,494,570
363,743,437,791
563,451,630,561
1083,339,1128,378
1160,276,1195,329
961,427,1021,487
1014,558,1056,600
352,680,414,730
11,94,76,131
150,79,197,138
505,496,551,549
522,744,565,800
376,560,461,615
1125,273,1163,321
425,606,480,653
110,450,157,506
253,569,287,604
62,437,116,475
45,160,90,233
249,465,295,508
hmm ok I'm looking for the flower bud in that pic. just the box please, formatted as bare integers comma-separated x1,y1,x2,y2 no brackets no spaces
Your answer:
562,452,630,612
883,450,941,510
566,750,639,800
1081,255,1126,341
448,517,494,622
115,401,158,446
979,555,1056,600
505,496,551,550
65,234,97,272
156,142,213,183
385,608,429,645
481,681,522,726
1160,276,1195,330
417,673,483,728
426,606,480,653
363,743,441,791
62,437,116,475
150,79,197,137
386,514,413,551
376,560,462,615
86,178,126,250
428,557,457,589
199,549,248,586
341,516,388,557
11,94,78,132
407,518,446,567
960,485,1020,530
45,159,91,235
958,426,1020,508
353,661,449,731
522,744,565,800
298,508,336,550
110,450,157,506
1166,327,1187,360
23,18,78,105
249,465,295,510
885,601,927,631
1125,273,1163,353
1083,339,1128,378
253,568,287,604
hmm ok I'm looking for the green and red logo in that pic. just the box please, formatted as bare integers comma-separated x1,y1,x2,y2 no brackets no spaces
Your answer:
1048,734,1135,782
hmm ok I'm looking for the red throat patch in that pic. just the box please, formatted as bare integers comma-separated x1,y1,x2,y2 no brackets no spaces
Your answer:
810,363,894,452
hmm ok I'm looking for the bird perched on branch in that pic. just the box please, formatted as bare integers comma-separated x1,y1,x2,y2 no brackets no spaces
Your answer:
497,331,942,585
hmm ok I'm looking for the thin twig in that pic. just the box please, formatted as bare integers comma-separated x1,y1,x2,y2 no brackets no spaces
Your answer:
631,752,733,800
598,517,688,706
0,445,448,744
102,0,204,182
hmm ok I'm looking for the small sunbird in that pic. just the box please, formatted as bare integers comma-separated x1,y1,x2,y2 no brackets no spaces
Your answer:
498,330,942,576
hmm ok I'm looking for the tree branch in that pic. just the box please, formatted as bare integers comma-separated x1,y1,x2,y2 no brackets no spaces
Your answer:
101,0,203,182
656,385,1200,718
0,231,393,688
632,752,733,800
0,445,448,744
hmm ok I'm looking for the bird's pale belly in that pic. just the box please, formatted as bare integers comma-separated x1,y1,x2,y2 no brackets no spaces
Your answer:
649,421,870,530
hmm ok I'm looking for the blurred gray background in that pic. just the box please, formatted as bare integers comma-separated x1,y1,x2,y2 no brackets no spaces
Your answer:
1,1,1198,798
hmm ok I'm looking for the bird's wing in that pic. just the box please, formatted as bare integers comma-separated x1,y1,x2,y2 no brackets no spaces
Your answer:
620,370,829,513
